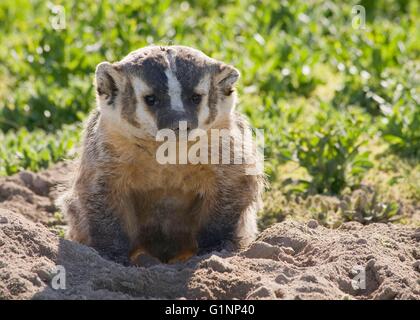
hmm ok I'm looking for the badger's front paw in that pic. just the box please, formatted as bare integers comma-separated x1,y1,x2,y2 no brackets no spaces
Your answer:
129,246,161,267
168,248,197,264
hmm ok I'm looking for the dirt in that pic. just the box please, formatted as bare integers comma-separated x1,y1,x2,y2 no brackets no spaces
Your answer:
0,164,419,300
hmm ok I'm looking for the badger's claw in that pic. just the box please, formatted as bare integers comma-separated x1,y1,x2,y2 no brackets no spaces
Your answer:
129,246,160,267
168,249,196,264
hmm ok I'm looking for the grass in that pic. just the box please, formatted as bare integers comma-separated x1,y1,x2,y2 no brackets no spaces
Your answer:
0,0,419,227
0,123,81,175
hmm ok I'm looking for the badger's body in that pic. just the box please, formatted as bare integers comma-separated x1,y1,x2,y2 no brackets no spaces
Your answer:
59,46,264,264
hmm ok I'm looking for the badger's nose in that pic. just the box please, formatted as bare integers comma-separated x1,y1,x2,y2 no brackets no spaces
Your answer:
170,120,192,133
158,112,197,132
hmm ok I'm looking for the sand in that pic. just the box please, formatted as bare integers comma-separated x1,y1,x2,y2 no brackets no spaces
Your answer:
0,164,419,299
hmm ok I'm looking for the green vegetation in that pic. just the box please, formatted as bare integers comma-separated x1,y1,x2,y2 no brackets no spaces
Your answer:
340,189,401,224
0,124,81,175
0,0,418,227
290,106,373,194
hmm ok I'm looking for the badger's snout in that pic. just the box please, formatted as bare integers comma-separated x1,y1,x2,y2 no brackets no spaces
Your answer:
158,111,197,133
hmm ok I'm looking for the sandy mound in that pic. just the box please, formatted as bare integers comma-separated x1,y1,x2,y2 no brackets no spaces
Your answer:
0,165,419,300
0,163,71,225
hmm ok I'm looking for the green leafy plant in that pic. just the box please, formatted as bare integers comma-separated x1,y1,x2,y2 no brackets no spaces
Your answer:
340,189,401,224
383,105,420,158
290,107,373,194
0,123,81,176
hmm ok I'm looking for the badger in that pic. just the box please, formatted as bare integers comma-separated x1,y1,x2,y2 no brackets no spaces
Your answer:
59,45,265,265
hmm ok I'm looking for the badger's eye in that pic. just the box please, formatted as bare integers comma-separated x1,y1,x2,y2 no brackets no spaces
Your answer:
191,93,202,105
144,95,158,106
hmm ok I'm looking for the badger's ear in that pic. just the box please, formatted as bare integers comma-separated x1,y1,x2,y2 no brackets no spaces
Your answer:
215,64,240,96
95,62,124,106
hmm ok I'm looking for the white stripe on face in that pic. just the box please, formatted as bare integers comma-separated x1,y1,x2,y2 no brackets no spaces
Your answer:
195,73,211,127
164,68,185,112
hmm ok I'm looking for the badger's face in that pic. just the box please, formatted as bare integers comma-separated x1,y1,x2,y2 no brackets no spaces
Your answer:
95,46,240,140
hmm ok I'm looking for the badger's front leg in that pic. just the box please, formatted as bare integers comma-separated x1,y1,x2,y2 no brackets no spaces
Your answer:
197,205,257,254
64,182,131,265
197,174,262,253
86,205,131,265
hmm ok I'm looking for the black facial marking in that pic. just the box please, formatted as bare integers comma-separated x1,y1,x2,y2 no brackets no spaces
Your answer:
174,54,207,92
122,51,174,128
206,78,218,124
173,53,211,129
119,46,234,130
120,78,141,128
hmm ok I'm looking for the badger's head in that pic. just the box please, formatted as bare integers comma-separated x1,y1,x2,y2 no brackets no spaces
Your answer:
95,45,240,140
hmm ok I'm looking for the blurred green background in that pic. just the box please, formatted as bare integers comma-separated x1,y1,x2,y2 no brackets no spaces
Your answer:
0,0,419,227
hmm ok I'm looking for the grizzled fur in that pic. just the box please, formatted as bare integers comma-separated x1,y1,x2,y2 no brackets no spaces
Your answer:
58,46,265,264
